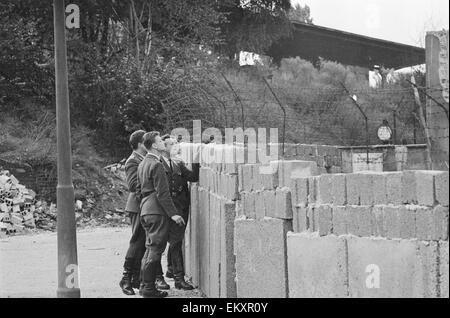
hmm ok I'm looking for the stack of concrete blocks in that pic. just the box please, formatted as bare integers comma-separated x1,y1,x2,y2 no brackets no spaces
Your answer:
288,170,449,298
278,143,342,174
234,160,319,298
183,143,241,298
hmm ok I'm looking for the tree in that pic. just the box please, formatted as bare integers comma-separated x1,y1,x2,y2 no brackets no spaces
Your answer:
218,0,293,57
288,3,313,24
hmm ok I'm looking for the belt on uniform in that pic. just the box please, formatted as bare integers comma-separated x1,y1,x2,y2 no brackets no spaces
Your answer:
141,191,154,199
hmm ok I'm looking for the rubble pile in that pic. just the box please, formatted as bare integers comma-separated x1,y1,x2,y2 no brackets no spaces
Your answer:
0,170,54,237
0,168,130,238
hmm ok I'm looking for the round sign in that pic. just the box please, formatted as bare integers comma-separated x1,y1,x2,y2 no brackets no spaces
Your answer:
377,125,392,141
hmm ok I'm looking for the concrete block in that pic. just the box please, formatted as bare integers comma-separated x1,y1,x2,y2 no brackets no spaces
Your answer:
287,233,348,298
254,191,266,220
291,177,309,208
385,172,403,205
416,205,449,241
382,205,401,239
435,172,449,207
258,164,279,190
198,188,210,295
348,237,439,298
307,176,318,204
241,192,256,219
263,190,276,219
267,188,293,220
209,194,221,298
189,184,200,286
317,175,333,204
331,174,347,206
346,173,374,205
398,206,416,239
401,170,439,206
293,206,308,233
316,205,333,236
234,218,291,298
372,206,385,237
372,174,387,205
332,206,351,236
238,164,253,192
440,241,449,298
220,202,237,298
271,160,318,189
416,171,441,207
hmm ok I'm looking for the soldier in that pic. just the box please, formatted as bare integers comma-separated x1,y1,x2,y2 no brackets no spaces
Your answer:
119,130,147,296
156,135,199,290
136,131,185,298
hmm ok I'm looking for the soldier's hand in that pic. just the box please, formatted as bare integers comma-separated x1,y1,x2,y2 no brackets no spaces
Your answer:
171,215,185,226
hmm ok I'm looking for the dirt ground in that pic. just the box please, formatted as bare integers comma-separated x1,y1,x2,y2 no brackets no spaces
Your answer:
0,227,203,298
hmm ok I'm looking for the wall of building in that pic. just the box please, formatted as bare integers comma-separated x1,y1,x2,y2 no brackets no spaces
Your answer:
183,143,449,298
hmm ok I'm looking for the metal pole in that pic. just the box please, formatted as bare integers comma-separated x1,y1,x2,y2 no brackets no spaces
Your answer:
54,0,81,298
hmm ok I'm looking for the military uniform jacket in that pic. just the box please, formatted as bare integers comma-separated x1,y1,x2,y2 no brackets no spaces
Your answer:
136,153,178,218
124,151,145,214
160,157,200,216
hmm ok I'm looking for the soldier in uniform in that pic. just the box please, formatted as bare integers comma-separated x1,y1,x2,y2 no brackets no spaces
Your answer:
155,135,199,290
119,130,147,296
136,131,185,298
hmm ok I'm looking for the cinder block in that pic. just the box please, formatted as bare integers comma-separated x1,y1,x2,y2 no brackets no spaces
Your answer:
440,241,449,298
258,164,278,190
254,191,266,220
238,164,253,192
198,188,210,295
346,173,374,205
348,237,439,298
385,172,403,205
416,171,441,207
372,174,387,205
241,192,256,219
331,174,347,206
220,202,237,298
316,205,333,236
287,233,348,298
372,206,385,237
209,194,221,298
382,205,401,239
332,206,350,236
435,172,449,207
398,206,416,239
234,218,291,298
317,175,333,204
291,177,309,208
189,184,200,286
271,160,318,189
263,190,276,219
401,170,439,206
293,206,308,233
308,176,318,204
267,188,293,220
415,206,449,241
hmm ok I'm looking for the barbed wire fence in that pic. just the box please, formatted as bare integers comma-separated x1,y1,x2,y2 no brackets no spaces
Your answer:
159,68,448,171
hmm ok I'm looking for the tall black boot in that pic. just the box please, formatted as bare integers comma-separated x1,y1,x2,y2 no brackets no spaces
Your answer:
171,244,194,290
141,261,168,298
119,258,135,296
155,261,170,290
131,259,142,289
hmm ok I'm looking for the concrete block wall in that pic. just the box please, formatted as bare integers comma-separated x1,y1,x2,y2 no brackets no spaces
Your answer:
288,170,449,298
183,141,449,298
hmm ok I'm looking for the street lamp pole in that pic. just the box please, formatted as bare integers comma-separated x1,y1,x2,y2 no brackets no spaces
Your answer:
54,0,81,298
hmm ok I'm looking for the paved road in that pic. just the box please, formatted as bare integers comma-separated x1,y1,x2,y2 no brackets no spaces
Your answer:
0,227,203,298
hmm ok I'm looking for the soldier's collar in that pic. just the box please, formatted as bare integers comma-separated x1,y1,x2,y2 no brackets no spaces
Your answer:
133,151,146,160
146,152,161,161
